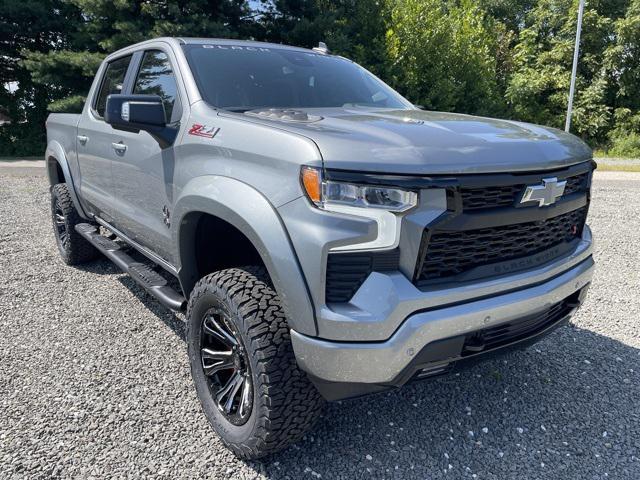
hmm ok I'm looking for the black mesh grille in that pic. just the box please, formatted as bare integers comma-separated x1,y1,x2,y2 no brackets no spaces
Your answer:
416,207,587,283
326,250,399,303
460,184,523,210
460,172,588,211
563,172,588,196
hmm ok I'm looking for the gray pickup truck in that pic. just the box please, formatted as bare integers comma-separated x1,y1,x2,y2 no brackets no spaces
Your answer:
46,37,595,459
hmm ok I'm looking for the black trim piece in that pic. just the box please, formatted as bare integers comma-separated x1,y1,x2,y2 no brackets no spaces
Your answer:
324,170,457,189
122,51,143,96
75,223,186,311
324,160,594,189
326,249,400,303
93,216,178,276
439,194,587,231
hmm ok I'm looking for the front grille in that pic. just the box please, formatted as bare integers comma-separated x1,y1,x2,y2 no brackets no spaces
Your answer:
460,172,588,211
462,293,577,355
564,172,589,196
416,207,587,284
324,163,593,300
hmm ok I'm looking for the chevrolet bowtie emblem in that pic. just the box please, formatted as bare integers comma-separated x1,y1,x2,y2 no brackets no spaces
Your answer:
520,177,566,207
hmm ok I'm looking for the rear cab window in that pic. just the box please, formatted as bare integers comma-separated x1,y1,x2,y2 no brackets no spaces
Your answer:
94,55,133,117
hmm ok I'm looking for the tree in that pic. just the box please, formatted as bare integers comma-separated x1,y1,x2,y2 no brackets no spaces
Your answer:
255,0,389,76
22,0,254,114
606,0,640,112
0,0,82,156
604,0,640,155
480,0,536,33
385,0,505,115
506,0,629,142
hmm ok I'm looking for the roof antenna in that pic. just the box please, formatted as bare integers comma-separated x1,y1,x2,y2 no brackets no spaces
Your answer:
312,41,329,54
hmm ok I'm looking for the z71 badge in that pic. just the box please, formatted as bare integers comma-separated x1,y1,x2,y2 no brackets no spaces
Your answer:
188,124,220,139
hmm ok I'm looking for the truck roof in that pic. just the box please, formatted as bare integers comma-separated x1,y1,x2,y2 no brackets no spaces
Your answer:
106,37,316,60
178,37,313,52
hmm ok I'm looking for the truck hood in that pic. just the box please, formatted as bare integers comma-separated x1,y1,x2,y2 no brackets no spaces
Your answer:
236,107,592,175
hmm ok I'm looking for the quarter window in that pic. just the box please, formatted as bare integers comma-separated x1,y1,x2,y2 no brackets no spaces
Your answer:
133,50,179,123
95,55,133,117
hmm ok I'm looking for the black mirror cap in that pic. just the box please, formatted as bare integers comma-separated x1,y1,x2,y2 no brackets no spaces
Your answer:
105,94,166,131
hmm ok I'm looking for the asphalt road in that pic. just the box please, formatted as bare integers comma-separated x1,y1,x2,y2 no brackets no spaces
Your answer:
0,170,638,479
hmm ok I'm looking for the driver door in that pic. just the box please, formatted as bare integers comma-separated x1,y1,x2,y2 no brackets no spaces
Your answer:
109,48,183,265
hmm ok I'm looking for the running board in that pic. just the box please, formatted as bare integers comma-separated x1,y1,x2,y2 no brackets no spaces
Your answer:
75,223,186,312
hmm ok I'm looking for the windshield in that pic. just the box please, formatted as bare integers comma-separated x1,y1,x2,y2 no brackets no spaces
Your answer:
182,44,411,111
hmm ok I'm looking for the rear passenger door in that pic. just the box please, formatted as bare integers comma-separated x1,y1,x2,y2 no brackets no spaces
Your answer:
76,54,133,218
109,49,183,264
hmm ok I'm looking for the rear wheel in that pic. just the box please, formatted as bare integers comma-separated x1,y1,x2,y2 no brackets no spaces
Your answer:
50,183,99,265
186,267,325,459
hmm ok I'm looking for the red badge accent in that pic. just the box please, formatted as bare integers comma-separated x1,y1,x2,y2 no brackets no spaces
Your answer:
188,124,220,139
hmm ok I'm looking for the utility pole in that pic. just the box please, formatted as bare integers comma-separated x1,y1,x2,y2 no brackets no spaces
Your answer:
565,0,586,132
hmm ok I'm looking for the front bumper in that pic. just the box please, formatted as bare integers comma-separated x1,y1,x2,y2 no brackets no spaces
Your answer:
291,253,594,400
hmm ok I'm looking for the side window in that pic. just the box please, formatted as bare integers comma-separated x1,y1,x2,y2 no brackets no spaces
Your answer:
133,50,179,123
94,55,133,117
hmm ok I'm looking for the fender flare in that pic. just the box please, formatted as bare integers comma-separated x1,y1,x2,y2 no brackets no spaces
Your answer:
173,175,317,336
45,140,89,218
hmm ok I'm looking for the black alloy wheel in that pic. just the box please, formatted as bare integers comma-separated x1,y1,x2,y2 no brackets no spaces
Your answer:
200,308,253,425
53,196,69,250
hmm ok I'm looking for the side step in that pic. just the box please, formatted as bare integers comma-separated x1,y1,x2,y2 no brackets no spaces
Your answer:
75,223,186,312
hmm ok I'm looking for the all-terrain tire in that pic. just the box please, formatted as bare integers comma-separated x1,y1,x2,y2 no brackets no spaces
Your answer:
50,183,99,265
186,267,325,459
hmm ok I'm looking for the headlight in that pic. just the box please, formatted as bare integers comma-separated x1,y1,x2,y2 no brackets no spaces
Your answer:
300,166,418,251
301,166,417,212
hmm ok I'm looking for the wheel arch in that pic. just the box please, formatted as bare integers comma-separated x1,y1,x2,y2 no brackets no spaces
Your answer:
45,140,89,218
174,176,317,336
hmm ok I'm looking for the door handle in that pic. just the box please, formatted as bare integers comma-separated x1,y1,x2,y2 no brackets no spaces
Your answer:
77,135,88,145
111,142,127,153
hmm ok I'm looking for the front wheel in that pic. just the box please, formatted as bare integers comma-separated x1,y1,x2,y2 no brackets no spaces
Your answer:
186,267,325,459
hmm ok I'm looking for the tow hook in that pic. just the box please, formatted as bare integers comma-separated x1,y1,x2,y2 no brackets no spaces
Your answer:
463,334,486,353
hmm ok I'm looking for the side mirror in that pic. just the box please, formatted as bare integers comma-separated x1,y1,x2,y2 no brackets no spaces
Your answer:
105,94,176,147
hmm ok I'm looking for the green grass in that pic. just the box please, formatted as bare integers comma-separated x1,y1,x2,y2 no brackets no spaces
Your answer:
594,150,640,161
594,152,640,172
595,163,640,172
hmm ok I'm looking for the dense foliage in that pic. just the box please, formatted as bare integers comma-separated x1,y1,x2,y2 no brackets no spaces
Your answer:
1,0,639,156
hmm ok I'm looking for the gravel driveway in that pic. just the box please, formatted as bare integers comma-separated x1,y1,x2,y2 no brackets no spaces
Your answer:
1,170,638,479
